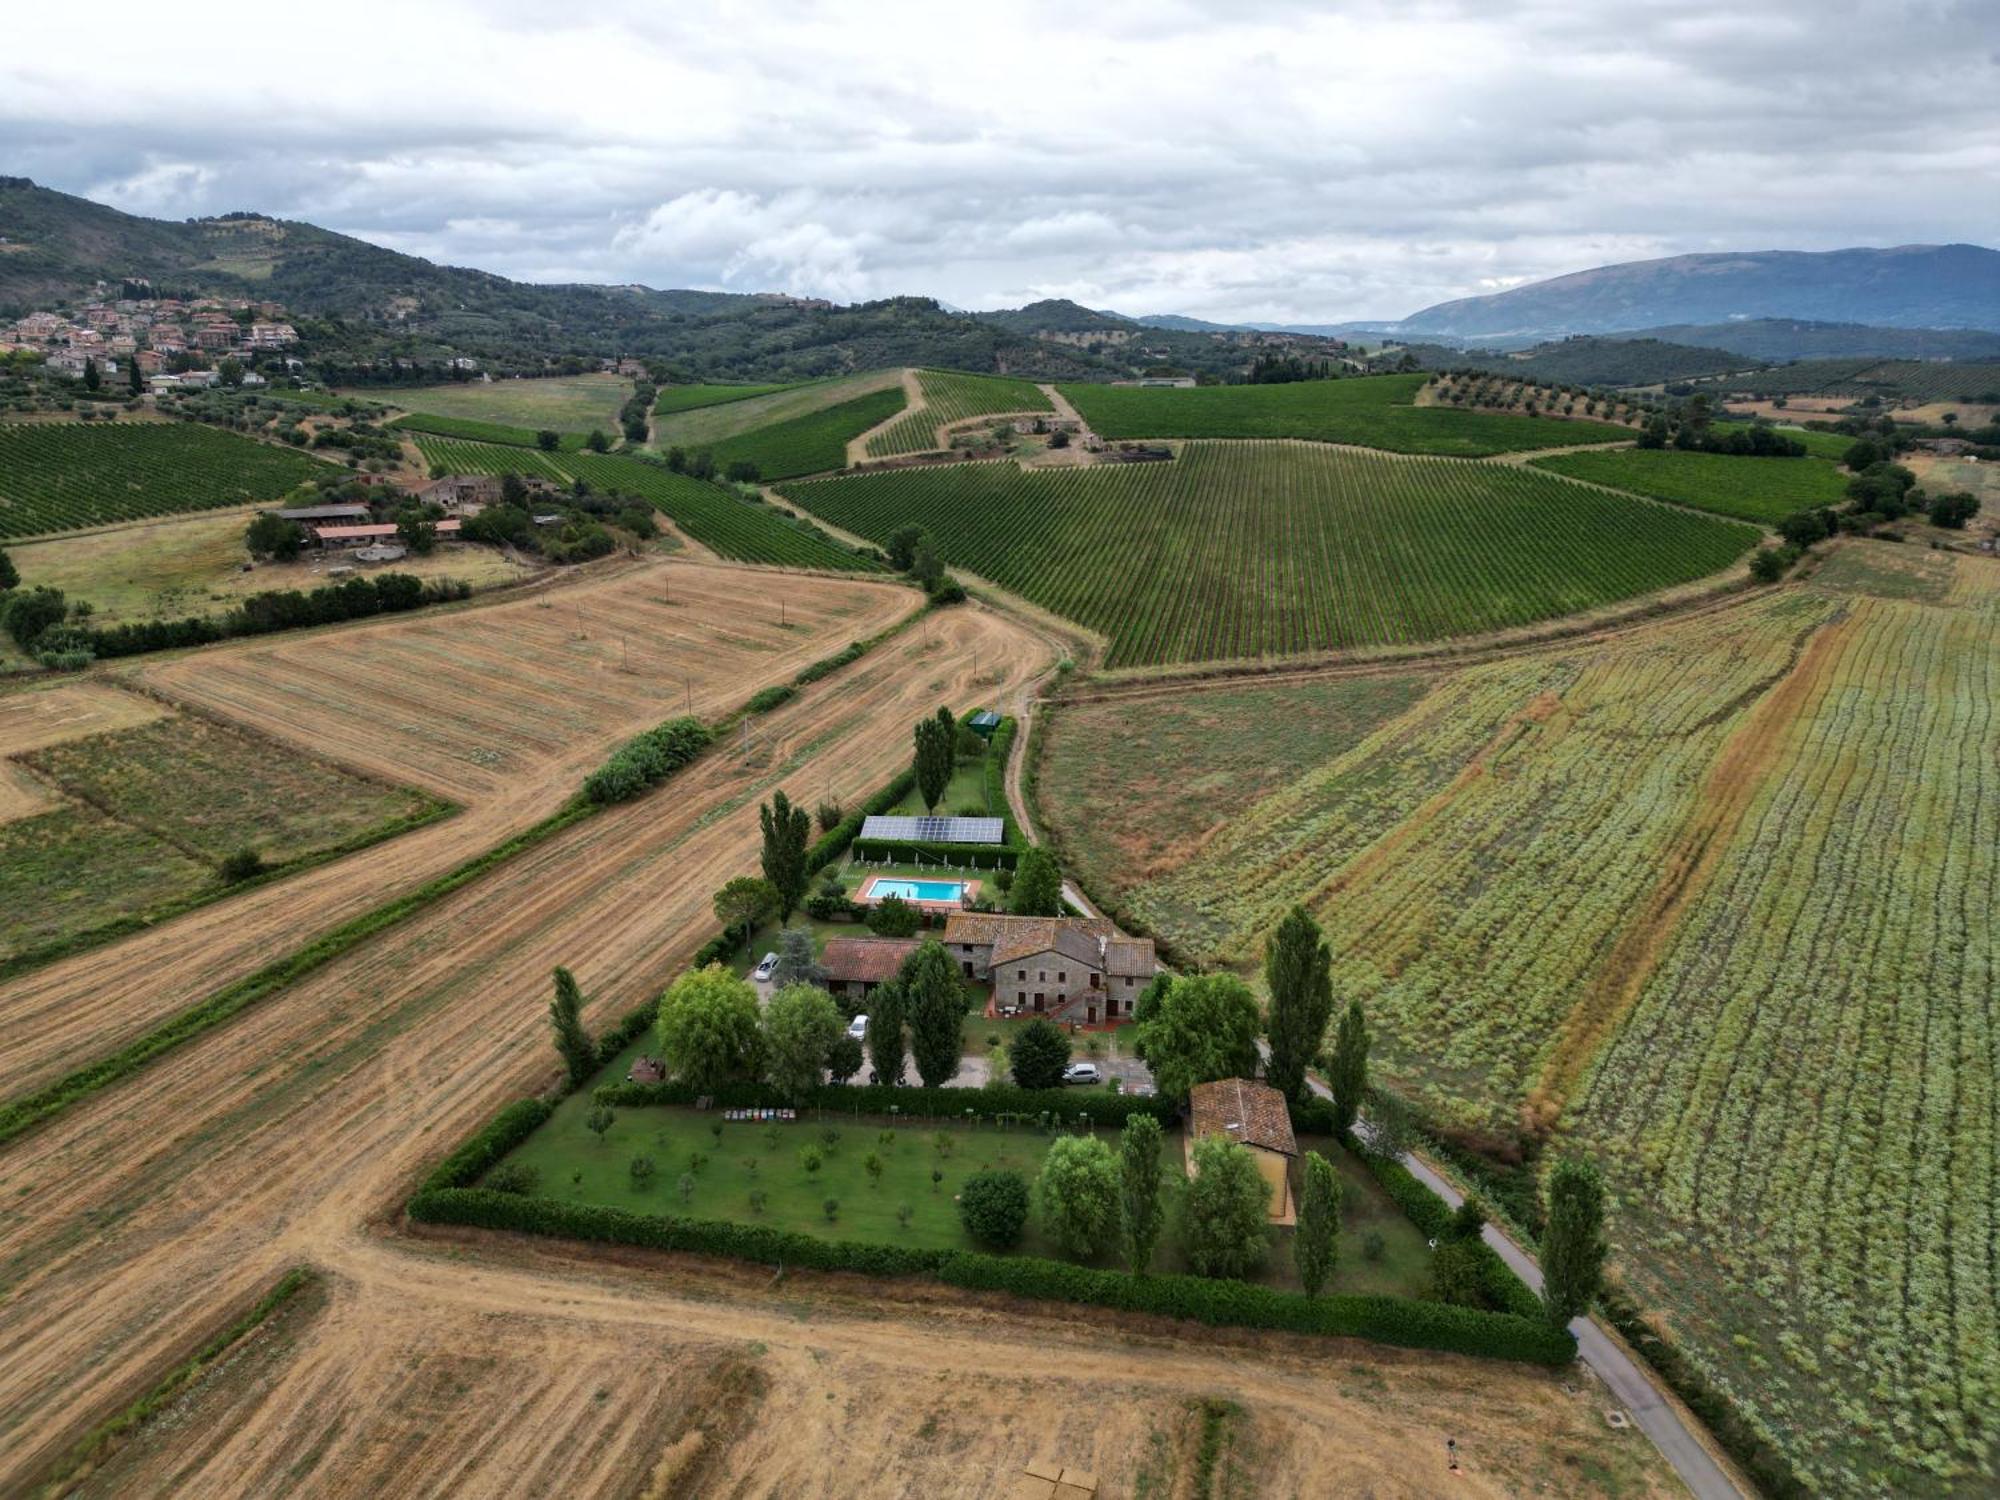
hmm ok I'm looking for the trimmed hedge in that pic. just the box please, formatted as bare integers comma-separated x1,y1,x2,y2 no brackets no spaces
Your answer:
590,1076,1178,1124
594,995,661,1071
981,716,1026,847
581,717,712,804
405,1184,1573,1365
850,837,1018,870
419,1097,554,1193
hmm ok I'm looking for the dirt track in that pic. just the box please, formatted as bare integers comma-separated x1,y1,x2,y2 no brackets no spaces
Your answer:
0,558,913,1100
0,563,1679,1498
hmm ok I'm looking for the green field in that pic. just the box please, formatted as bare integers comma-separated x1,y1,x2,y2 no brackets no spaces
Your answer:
2,712,444,966
1059,374,1632,456
865,370,1053,457
783,442,1758,667
0,423,329,539
391,411,591,450
706,387,909,480
377,374,630,433
1701,359,2000,403
493,1099,1432,1297
652,382,799,415
1038,561,2000,1492
1531,448,1849,524
653,369,906,450
409,436,879,571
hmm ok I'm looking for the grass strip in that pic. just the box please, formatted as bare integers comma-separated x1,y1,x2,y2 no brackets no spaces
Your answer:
31,1265,317,1499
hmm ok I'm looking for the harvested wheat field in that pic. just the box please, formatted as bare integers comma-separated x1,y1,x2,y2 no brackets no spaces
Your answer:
0,557,916,1102
67,1235,1678,1500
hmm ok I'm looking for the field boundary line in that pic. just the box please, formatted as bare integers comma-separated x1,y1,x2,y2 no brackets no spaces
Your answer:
846,367,922,466
23,1264,318,1499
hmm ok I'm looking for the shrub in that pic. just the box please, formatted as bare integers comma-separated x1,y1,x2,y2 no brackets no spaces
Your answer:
1038,1135,1120,1259
486,1162,540,1196
219,847,266,884
1010,1018,1071,1091
823,1197,840,1222
1180,1135,1270,1278
1431,1240,1487,1307
629,1155,657,1186
867,894,920,938
1363,1232,1386,1262
798,1145,824,1176
959,1168,1030,1248
747,684,795,713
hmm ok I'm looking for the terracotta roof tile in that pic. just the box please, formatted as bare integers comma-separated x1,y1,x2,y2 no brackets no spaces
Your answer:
820,937,919,985
1189,1078,1297,1157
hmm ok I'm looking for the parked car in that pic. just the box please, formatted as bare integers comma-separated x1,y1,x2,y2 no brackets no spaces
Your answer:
752,952,779,981
1062,1062,1101,1086
847,1014,869,1040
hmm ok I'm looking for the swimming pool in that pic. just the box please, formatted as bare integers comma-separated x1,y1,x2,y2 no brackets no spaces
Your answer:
865,877,969,903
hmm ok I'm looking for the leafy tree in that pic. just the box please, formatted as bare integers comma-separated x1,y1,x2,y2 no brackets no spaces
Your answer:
548,966,595,1089
1008,846,1063,917
219,847,264,883
762,983,843,1102
771,924,825,988
758,790,811,919
1748,547,1790,583
826,1032,864,1085
867,979,907,1085
1119,1113,1165,1274
1180,1135,1270,1278
901,939,965,1088
1327,999,1369,1135
725,459,760,482
1431,1240,1487,1306
536,429,560,451
1447,1194,1488,1242
2,585,69,650
866,894,919,938
586,1105,615,1144
655,964,762,1094
83,356,100,392
1010,1017,1071,1090
911,542,946,593
958,1168,1030,1248
585,429,611,452
0,546,16,592
395,507,438,555
1540,1155,1607,1328
500,472,529,505
1037,1135,1120,1259
913,714,953,812
1263,905,1333,1100
1135,974,1261,1102
815,800,843,833
1362,1085,1414,1163
712,876,778,949
245,512,306,562
886,523,927,571
1294,1150,1341,1296
1928,490,1980,529
218,358,244,388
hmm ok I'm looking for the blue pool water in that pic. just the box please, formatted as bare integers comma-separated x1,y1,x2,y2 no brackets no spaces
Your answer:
871,878,967,902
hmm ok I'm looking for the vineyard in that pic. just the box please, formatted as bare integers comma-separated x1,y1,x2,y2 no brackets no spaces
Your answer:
1531,447,1849,524
652,382,798,414
391,411,589,449
782,442,1757,666
1038,555,2000,1493
0,422,328,539
1058,373,1633,456
864,369,1053,456
409,436,877,570
653,368,905,450
705,386,908,479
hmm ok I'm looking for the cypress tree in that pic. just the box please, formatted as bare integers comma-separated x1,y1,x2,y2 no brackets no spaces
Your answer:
1541,1155,1607,1327
1119,1112,1165,1275
902,940,965,1088
549,966,595,1089
1263,905,1333,1100
867,978,908,1086
1328,998,1369,1136
758,789,811,919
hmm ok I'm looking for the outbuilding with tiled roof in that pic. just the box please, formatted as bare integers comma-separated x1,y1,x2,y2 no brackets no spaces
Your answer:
1188,1077,1298,1223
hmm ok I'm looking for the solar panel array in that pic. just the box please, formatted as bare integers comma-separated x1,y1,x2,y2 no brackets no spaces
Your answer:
859,814,1006,845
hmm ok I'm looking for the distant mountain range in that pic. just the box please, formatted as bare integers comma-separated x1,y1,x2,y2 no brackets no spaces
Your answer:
5,177,1996,378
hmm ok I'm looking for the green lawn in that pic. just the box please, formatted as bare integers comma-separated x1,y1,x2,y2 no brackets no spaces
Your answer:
1058,373,1631,457
491,1098,1433,1297
1530,448,1849,525
654,382,800,415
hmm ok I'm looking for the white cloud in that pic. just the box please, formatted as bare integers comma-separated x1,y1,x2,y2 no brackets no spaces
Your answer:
2,0,1996,320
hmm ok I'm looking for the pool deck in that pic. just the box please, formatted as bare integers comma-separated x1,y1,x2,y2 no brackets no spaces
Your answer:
856,873,982,912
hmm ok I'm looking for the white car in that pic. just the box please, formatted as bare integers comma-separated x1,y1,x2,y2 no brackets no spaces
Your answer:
752,952,779,981
847,1014,869,1040
1062,1062,1102,1086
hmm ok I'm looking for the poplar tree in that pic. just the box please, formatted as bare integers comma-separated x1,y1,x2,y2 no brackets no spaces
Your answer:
1263,905,1333,1100
548,966,595,1089
759,790,811,919
1294,1151,1341,1296
1328,998,1369,1136
1541,1155,1607,1328
1119,1113,1165,1275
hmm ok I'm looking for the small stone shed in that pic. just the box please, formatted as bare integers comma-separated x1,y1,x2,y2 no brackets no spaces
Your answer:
1187,1077,1298,1224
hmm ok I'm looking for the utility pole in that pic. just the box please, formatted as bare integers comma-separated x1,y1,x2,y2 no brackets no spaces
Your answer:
684,676,692,714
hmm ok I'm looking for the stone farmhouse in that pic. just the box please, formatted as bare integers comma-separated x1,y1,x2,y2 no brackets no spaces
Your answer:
941,913,1157,1024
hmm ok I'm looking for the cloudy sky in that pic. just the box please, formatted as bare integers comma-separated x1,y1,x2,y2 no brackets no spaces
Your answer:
5,1,1998,322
